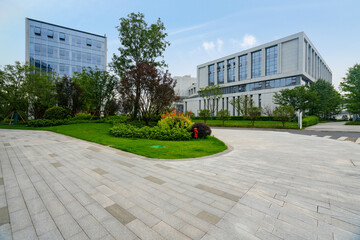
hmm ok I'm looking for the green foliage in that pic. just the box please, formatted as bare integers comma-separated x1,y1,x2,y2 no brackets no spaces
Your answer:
158,109,193,130
73,112,92,120
229,95,253,117
273,105,295,127
44,106,69,120
55,76,84,115
104,115,129,125
302,116,319,127
109,124,192,141
111,12,170,78
217,110,230,126
185,111,195,119
199,85,223,116
199,109,211,123
340,64,360,115
190,122,211,138
194,120,299,129
273,86,314,112
73,68,118,118
345,121,360,125
247,107,262,127
308,79,342,118
273,80,342,119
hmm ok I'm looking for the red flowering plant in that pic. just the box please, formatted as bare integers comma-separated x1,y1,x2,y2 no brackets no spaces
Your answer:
158,108,194,130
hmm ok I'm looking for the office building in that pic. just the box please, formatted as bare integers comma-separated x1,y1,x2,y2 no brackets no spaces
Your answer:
183,32,332,115
25,18,107,77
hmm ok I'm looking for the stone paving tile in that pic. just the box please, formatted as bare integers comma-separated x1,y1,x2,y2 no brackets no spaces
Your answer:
144,175,166,185
0,207,10,226
12,225,37,240
1,129,360,239
105,203,136,225
92,167,108,175
196,210,221,225
195,184,240,202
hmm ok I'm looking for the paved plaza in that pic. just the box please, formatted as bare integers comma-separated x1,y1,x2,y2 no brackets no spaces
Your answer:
0,128,360,240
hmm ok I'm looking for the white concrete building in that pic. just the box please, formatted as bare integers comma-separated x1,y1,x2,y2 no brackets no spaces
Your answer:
173,75,197,113
184,32,332,116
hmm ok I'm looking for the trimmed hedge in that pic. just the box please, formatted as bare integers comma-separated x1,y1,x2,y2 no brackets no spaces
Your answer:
109,124,192,141
302,116,319,127
27,119,104,127
190,122,211,138
44,106,69,120
193,116,278,121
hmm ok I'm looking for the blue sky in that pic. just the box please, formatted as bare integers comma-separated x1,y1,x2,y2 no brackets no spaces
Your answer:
0,0,359,89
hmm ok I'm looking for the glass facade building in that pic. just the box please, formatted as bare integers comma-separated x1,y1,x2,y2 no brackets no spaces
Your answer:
217,61,224,84
265,45,278,75
251,50,262,78
25,18,107,77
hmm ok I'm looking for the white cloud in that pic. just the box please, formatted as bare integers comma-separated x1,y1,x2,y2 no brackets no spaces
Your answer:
202,41,215,52
240,34,257,48
202,38,223,53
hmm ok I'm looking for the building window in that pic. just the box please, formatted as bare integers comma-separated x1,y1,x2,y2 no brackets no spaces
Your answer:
227,58,235,82
96,41,101,48
217,61,224,84
266,45,277,75
208,64,215,85
86,38,92,47
47,30,54,38
35,44,41,56
238,54,247,80
258,94,262,108
59,32,65,41
251,50,262,78
34,27,41,36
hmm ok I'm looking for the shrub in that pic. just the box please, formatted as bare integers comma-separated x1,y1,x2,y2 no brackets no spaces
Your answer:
109,123,192,141
247,107,262,127
105,115,128,125
217,110,230,126
190,122,211,138
185,111,195,119
199,109,211,123
27,119,66,127
73,111,92,120
44,106,68,120
302,116,319,127
158,109,193,130
273,105,295,127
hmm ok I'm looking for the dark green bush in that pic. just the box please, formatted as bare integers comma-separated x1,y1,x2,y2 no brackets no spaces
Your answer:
190,122,211,138
109,124,192,140
302,116,319,127
105,115,128,125
27,118,105,127
73,112,92,120
44,106,68,120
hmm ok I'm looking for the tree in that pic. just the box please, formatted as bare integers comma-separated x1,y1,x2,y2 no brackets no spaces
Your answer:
199,109,211,123
230,95,253,119
247,107,262,127
0,62,31,122
55,76,84,115
340,64,360,119
273,86,314,112
308,79,342,119
118,62,177,125
25,70,56,119
111,12,170,120
263,105,273,120
74,68,118,118
273,105,295,127
217,110,230,126
199,85,223,119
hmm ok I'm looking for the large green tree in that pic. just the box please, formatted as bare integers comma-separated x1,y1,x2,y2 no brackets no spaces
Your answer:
308,79,342,118
111,12,170,120
74,68,118,118
55,76,84,115
273,86,315,112
340,64,360,117
0,62,31,121
25,70,56,119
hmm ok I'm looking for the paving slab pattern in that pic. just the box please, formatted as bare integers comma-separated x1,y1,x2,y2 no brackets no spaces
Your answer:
0,129,360,240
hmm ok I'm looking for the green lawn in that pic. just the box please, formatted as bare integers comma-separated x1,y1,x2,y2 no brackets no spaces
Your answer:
194,119,299,129
0,123,227,159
